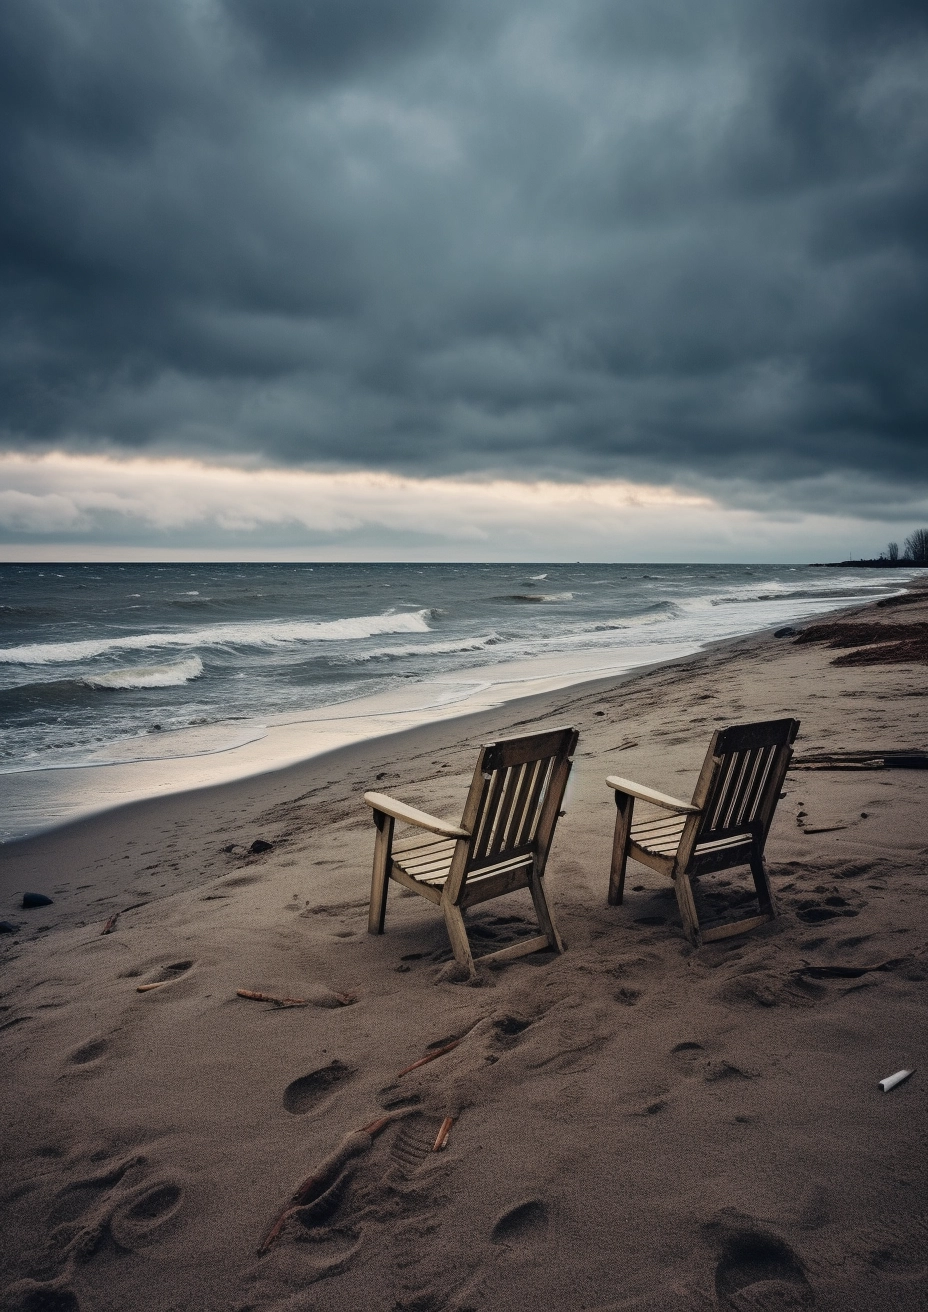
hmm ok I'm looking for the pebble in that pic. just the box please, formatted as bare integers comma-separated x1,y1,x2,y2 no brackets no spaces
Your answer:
0,920,20,934
250,839,273,854
22,892,53,908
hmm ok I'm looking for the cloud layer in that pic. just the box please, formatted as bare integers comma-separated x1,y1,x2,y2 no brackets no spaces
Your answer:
1,0,926,521
1,452,923,562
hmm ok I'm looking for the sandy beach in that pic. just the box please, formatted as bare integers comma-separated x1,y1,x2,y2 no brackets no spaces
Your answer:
2,588,927,1312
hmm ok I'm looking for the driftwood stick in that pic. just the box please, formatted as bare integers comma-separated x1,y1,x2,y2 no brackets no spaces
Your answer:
236,988,357,1008
359,1116,392,1137
396,1039,461,1078
101,912,120,935
432,1117,454,1152
136,982,164,993
237,989,309,1008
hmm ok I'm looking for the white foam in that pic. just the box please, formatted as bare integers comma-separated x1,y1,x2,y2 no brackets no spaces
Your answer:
339,635,500,663
81,656,204,689
0,610,432,664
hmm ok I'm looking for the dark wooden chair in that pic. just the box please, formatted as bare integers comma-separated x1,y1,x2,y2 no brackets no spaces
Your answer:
606,718,800,945
365,726,579,975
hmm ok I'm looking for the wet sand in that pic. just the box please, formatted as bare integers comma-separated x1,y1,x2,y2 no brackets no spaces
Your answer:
1,590,927,1312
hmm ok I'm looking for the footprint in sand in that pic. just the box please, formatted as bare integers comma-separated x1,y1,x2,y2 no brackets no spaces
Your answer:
136,960,195,991
1,1280,81,1312
68,1038,109,1067
715,1228,813,1308
283,1061,354,1115
670,1041,704,1075
491,1199,549,1244
389,1116,447,1177
109,1180,184,1249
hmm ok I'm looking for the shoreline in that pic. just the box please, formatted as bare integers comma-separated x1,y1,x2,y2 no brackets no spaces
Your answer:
1,583,927,1311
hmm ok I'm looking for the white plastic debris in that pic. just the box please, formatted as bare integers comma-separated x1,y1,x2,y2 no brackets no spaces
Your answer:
879,1069,914,1093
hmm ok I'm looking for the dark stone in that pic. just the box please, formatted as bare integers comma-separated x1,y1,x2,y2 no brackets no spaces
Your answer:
249,839,273,854
0,920,20,933
22,892,53,908
774,626,799,638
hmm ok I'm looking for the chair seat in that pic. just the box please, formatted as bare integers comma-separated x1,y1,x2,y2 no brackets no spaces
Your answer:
630,815,753,860
392,832,534,888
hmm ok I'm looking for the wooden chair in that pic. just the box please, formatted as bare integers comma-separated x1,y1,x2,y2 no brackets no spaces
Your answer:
365,726,579,975
607,719,799,946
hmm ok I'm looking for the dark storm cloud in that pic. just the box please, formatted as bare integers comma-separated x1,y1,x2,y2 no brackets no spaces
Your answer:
0,0,926,512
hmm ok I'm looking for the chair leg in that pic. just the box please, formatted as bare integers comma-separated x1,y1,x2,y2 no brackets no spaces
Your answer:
528,870,565,953
368,811,394,936
672,870,702,947
608,792,634,905
750,852,776,917
442,903,477,977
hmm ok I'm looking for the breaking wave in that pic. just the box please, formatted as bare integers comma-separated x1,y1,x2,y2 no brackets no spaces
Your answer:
0,610,432,664
81,656,204,689
336,635,502,663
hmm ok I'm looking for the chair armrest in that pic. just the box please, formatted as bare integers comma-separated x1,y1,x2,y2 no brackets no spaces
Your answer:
605,776,700,814
363,792,470,839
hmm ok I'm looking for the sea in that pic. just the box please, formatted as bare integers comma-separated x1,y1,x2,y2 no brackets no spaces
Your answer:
0,562,916,841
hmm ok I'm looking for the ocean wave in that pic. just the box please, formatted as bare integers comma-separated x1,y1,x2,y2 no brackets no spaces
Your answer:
502,593,574,603
336,635,501,663
0,610,432,664
709,586,892,606
82,656,204,689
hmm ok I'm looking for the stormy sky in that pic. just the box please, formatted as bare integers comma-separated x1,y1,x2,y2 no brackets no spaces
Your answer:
1,0,926,558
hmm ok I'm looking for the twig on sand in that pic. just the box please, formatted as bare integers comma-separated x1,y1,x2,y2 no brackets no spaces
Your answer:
258,1116,394,1255
236,988,356,1008
432,1117,454,1152
396,1039,461,1078
237,989,309,1008
101,912,120,935
136,982,164,993
395,1018,487,1079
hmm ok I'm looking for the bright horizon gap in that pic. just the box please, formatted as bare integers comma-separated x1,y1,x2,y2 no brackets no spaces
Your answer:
0,450,925,564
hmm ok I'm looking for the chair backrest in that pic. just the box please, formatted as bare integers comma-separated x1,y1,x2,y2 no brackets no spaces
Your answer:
691,718,800,846
459,726,579,874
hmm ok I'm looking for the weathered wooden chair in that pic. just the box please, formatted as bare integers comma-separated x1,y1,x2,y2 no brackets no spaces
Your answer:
607,718,799,945
365,726,579,975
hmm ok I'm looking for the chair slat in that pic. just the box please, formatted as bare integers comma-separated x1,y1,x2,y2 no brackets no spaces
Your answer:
472,768,507,861
488,764,525,858
516,756,554,847
397,851,457,877
498,762,531,852
719,750,751,832
723,747,764,831
734,746,774,830
392,834,455,859
632,816,689,839
510,758,542,847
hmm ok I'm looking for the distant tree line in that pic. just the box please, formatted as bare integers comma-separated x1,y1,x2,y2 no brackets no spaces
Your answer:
882,529,928,564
